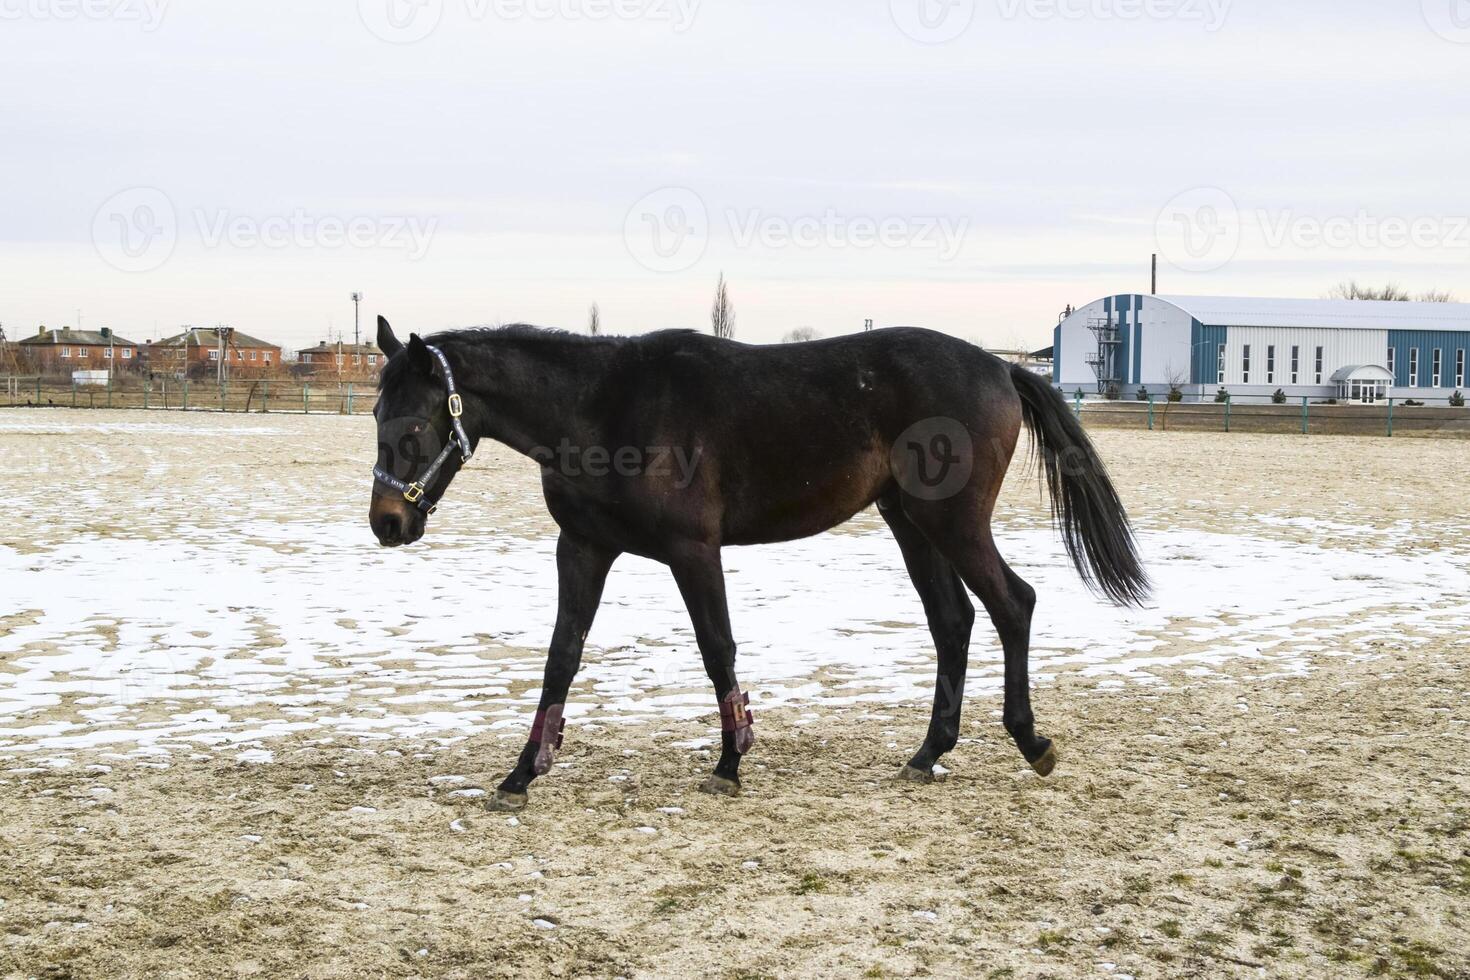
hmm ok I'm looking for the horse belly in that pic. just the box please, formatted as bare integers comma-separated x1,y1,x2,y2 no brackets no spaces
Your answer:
722,444,890,545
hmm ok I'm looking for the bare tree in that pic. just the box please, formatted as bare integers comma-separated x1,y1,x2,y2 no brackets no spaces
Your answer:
1327,281,1453,302
710,272,736,339
588,302,601,336
780,326,821,343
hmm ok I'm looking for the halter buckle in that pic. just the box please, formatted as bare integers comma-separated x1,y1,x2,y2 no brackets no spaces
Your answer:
404,482,425,503
447,393,464,418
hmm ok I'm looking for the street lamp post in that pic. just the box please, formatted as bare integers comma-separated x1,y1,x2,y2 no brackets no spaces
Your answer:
351,292,363,348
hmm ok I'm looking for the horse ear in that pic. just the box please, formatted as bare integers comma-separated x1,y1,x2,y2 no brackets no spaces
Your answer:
406,332,432,374
377,315,403,357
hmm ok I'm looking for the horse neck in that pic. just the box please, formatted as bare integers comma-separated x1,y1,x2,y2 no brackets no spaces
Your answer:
448,332,605,459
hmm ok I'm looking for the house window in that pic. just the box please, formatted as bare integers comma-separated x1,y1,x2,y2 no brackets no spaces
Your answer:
250,350,257,361
368,354,377,365
105,347,113,358
78,347,88,357
1432,349,1442,388
208,349,219,360
1242,344,1251,384
1216,344,1225,384
1314,346,1324,385
1266,345,1275,384
1290,345,1299,385
1457,349,1466,388
1408,348,1419,388
1387,347,1395,379
264,352,272,363
61,346,71,358
121,348,132,359
353,354,361,365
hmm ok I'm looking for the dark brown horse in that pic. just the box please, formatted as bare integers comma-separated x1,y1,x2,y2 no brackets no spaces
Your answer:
369,316,1147,810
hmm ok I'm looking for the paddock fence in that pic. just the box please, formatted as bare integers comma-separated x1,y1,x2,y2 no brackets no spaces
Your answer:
1073,393,1470,437
5,375,1469,438
1,376,378,415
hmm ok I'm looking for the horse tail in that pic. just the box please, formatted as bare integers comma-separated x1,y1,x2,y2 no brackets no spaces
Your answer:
1008,365,1150,607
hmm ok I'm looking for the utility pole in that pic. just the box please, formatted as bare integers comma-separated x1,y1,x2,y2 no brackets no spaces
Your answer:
351,291,363,347
217,325,234,385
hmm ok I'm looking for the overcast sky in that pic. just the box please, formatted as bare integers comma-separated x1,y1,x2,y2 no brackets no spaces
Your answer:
2,0,1467,349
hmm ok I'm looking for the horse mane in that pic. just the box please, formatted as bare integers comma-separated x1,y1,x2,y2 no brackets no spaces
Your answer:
379,323,699,390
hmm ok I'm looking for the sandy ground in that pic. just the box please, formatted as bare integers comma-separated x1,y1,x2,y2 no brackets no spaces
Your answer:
1,410,1468,979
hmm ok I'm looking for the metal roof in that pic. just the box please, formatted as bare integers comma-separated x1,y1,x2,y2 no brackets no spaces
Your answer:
1157,295,1470,331
19,328,139,347
151,327,279,349
1330,364,1395,383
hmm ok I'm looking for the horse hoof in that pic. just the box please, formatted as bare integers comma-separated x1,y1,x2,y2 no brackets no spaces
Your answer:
699,775,741,797
1029,743,1058,778
486,789,528,812
899,764,934,784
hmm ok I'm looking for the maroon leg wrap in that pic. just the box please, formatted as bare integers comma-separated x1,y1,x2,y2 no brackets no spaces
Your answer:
719,687,755,754
531,704,566,775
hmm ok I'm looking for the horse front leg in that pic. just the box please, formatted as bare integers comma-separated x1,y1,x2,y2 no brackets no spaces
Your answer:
489,532,618,812
669,544,752,797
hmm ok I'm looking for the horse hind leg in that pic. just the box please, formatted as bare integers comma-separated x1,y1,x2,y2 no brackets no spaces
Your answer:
937,527,1053,776
878,496,975,782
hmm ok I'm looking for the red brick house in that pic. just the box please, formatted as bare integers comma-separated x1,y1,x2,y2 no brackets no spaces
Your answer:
296,341,384,380
18,326,142,376
147,327,282,379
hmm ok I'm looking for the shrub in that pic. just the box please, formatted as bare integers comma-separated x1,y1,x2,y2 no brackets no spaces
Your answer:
1073,388,1086,401
1136,385,1150,401
1214,387,1230,403
1451,390,1466,407
1167,386,1184,403
1404,399,1425,407
1271,388,1287,404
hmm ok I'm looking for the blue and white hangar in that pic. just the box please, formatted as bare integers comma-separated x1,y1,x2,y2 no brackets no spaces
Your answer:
1052,295,1470,402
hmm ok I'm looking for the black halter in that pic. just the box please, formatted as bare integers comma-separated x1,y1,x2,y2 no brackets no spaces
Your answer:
372,344,474,515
